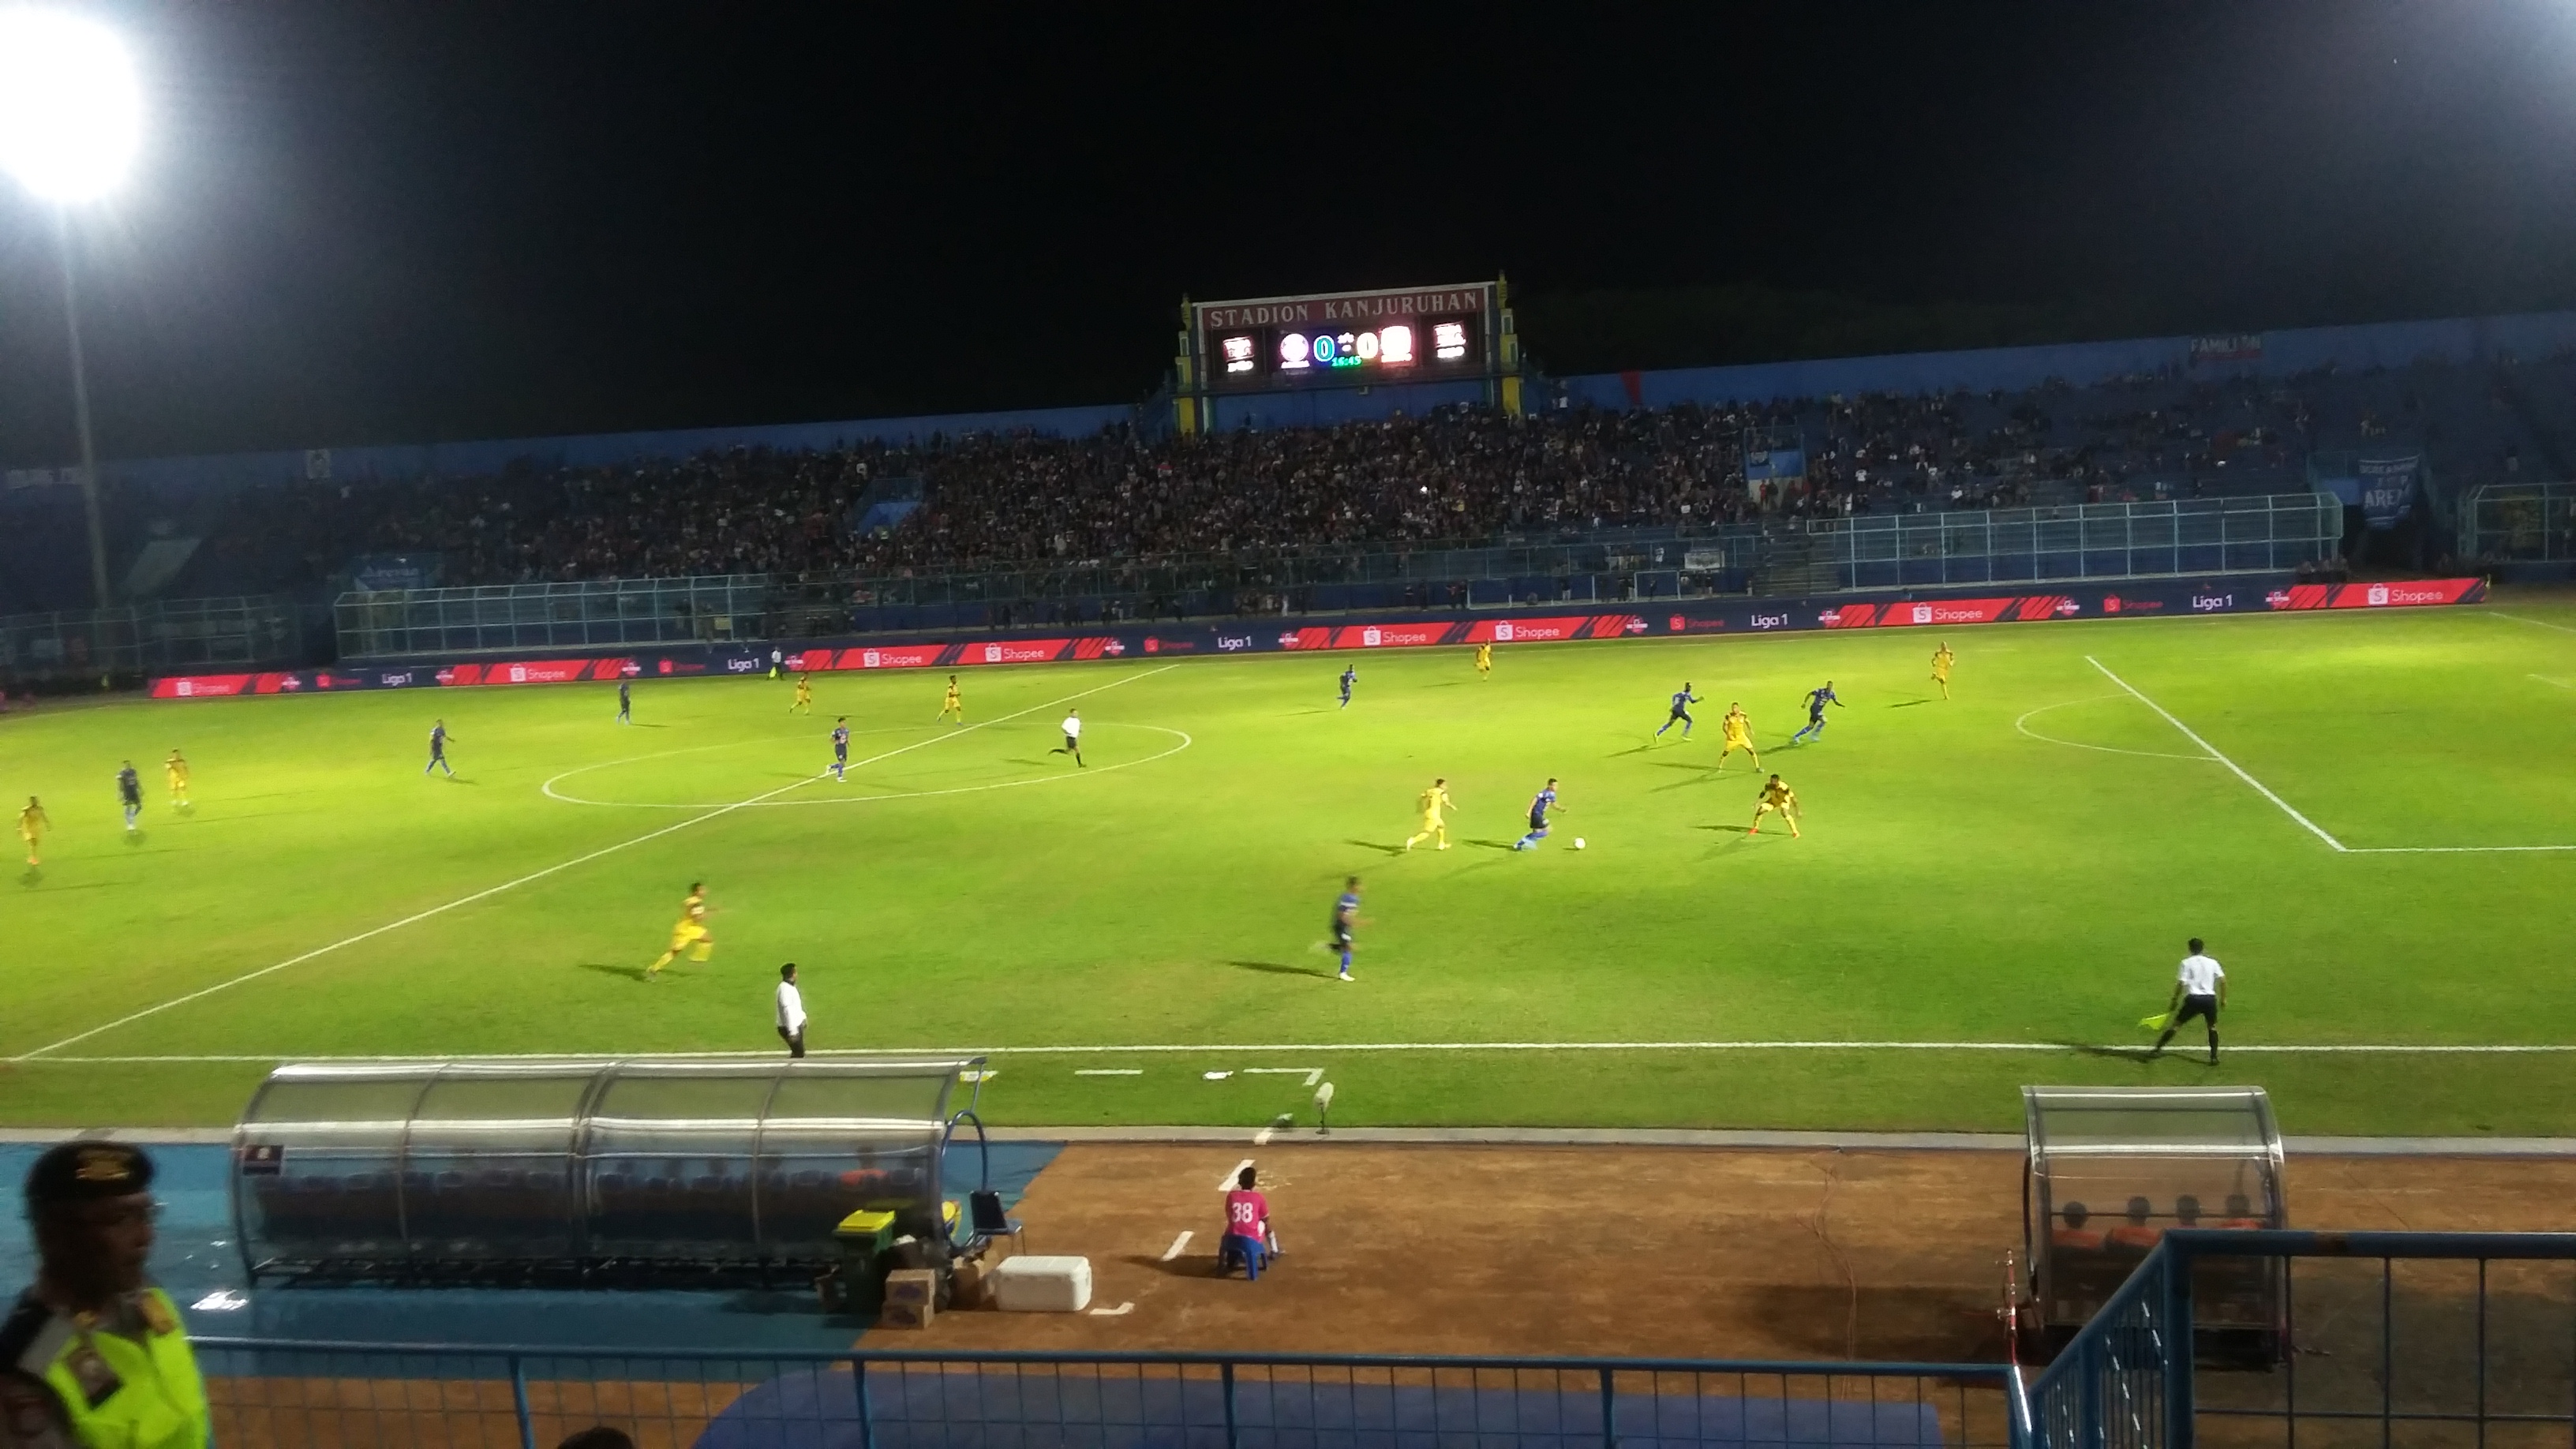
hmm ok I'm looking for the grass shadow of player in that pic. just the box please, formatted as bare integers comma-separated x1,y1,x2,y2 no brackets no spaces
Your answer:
1341,838,1405,856
577,961,653,983
1890,698,1934,709
1227,960,1337,981
1005,757,1054,768
1698,823,1754,833
1464,838,1521,852
2056,1039,2157,1065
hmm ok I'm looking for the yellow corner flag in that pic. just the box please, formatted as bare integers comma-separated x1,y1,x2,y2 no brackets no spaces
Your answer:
2139,1013,2170,1032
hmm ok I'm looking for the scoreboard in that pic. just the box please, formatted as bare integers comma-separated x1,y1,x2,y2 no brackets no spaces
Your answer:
1186,282,1500,394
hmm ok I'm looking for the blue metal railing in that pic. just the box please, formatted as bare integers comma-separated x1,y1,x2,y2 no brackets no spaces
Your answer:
197,1339,2027,1449
2029,1230,2576,1449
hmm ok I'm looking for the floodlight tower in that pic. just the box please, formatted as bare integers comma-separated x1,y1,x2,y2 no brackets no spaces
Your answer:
0,6,144,608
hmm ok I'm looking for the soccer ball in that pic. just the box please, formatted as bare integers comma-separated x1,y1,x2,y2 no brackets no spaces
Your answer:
1574,837,1586,850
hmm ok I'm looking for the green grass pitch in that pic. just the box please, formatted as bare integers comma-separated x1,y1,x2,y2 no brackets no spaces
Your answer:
4,598,2574,1136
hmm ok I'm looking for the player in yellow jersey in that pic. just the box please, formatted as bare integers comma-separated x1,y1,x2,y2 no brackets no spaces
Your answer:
646,881,714,979
165,749,192,811
790,673,814,714
1749,774,1800,837
939,673,964,724
17,796,49,867
1931,642,1954,700
1403,777,1455,851
1717,703,1758,771
1473,642,1492,678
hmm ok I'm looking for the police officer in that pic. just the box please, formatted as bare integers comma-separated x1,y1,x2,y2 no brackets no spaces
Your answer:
0,1143,207,1449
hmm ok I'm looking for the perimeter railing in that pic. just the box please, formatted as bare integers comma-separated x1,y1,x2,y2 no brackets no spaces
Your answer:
195,1340,2029,1449
0,595,301,686
331,494,2341,660
2027,1229,2576,1449
2462,480,2576,564
1814,493,2342,590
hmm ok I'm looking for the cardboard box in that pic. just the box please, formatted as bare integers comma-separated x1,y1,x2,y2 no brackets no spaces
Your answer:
949,1255,994,1309
884,1268,939,1309
880,1298,935,1330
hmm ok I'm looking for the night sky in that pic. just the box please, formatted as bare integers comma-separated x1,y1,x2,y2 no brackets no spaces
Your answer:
4,2,2576,466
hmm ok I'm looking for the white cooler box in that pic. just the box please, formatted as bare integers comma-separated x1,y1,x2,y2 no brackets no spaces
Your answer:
993,1255,1092,1312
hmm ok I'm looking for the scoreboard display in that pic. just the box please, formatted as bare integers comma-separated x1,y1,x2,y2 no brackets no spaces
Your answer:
1190,282,1498,393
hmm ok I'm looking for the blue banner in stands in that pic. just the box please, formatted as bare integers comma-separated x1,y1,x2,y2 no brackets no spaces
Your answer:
2356,455,2419,530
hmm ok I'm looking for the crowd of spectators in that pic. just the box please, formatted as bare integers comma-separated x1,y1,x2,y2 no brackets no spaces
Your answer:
173,356,2554,594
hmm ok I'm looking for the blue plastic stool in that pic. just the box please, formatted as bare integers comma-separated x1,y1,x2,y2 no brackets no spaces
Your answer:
1219,1233,1267,1280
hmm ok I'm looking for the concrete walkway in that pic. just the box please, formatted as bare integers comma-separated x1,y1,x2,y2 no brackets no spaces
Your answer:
6,1125,2575,1155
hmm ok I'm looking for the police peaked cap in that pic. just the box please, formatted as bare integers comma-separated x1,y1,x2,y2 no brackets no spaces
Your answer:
23,1141,154,1210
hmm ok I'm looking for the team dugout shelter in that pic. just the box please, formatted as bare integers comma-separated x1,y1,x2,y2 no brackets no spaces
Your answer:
1173,279,1523,433
231,1057,991,1283
2022,1085,2287,1359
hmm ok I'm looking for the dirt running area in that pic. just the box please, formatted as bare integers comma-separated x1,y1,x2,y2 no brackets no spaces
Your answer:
876,1144,2576,1360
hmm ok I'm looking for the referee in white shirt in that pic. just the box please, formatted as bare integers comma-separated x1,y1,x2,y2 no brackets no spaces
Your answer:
775,962,807,1058
2151,938,2226,1064
1050,709,1085,767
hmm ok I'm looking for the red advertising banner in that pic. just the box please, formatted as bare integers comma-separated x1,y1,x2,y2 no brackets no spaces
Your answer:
2328,578,2484,609
2009,595,2083,623
1276,627,1336,651
833,643,947,670
1464,616,1590,644
151,674,253,699
2265,584,2333,610
1070,637,1131,660
1821,604,1881,628
957,638,1073,665
1327,622,1457,650
474,658,597,686
1874,597,2026,628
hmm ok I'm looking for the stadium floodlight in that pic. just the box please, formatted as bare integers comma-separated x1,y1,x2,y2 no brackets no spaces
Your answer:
0,7,143,202
0,6,142,610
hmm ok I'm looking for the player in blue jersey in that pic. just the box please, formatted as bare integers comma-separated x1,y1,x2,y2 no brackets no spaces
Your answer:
1791,682,1844,744
829,717,852,781
1329,876,1362,982
1338,665,1357,710
115,762,142,833
1653,683,1702,739
423,720,456,776
1512,777,1566,850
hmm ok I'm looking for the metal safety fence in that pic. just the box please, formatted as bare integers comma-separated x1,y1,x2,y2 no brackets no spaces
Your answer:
2462,481,2576,564
2027,1229,2576,1449
196,1341,2027,1449
335,575,774,659
330,495,2340,660
1814,495,2340,591
0,596,301,686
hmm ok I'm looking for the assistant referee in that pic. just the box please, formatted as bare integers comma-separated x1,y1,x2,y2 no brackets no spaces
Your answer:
2151,938,2227,1064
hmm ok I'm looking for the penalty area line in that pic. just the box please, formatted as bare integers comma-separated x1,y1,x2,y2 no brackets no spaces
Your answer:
7,664,1177,1065
2085,654,2348,852
28,1039,2576,1065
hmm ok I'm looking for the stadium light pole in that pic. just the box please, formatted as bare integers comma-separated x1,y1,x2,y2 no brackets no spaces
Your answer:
0,6,144,610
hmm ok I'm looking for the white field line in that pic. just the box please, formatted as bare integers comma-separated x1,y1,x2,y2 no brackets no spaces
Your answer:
8,665,1177,1064
1159,1231,1193,1262
2344,844,2576,855
1241,1067,1327,1086
32,1039,2576,1064
2086,655,2348,852
2014,696,2216,762
542,724,1192,810
2492,611,2576,636
1075,1069,1144,1076
1088,1302,1135,1317
1217,1158,1254,1192
2531,675,2573,691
